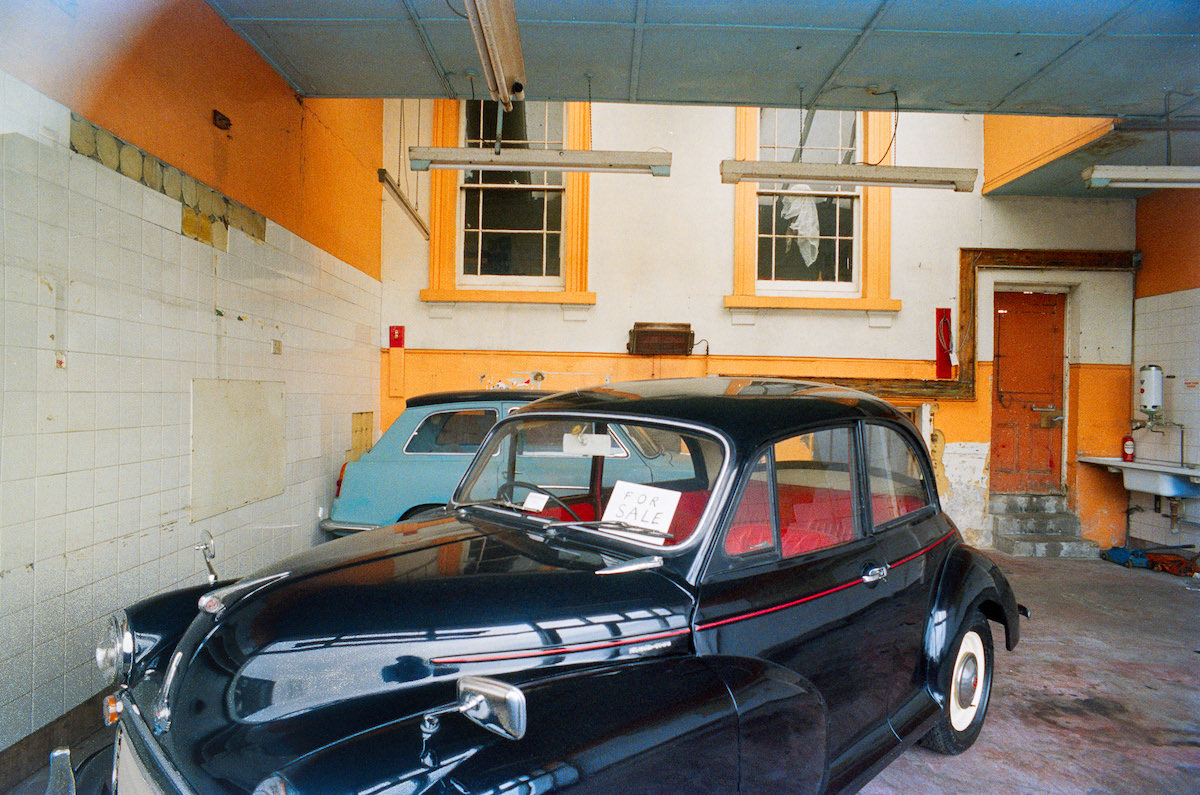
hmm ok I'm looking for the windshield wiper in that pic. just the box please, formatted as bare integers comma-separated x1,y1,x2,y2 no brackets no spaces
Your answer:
543,518,673,540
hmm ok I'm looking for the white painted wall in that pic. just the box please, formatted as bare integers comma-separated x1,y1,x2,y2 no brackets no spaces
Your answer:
0,71,380,747
382,107,1135,366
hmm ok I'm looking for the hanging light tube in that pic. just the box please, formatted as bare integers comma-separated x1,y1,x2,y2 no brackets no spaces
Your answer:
720,161,977,192
1082,165,1200,189
465,0,525,112
409,146,672,177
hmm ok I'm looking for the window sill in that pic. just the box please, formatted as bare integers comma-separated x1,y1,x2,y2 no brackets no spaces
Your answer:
420,288,597,305
724,295,902,311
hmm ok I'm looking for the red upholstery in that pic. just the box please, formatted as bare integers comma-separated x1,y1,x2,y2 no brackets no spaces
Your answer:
537,502,597,522
665,490,710,545
724,522,774,555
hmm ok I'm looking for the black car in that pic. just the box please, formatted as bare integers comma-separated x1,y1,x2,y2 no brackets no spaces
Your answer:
80,377,1023,794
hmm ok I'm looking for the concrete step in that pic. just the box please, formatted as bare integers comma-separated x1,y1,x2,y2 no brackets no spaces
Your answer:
993,533,1100,559
993,511,1082,537
990,493,1069,516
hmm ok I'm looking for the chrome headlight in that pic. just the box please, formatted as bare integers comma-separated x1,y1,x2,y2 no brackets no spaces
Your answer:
96,611,134,684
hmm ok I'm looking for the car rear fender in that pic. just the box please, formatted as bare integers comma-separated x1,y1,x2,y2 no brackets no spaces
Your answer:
924,544,1022,696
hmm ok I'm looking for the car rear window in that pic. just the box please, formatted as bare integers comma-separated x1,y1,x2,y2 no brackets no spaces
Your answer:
405,409,499,454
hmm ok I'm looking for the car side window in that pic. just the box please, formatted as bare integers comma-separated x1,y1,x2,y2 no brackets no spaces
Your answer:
775,426,858,557
405,409,498,454
864,424,932,527
724,454,777,557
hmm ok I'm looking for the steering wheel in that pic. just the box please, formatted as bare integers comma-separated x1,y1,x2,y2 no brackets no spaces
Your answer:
498,480,583,522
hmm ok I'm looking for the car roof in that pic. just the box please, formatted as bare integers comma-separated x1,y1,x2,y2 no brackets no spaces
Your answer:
404,389,547,408
517,377,913,449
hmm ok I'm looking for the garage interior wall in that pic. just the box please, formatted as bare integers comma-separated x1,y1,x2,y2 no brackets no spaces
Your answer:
0,0,382,756
380,104,1137,550
1128,189,1200,548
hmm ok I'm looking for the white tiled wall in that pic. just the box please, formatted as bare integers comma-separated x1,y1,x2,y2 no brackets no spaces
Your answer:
1128,286,1200,547
0,72,380,749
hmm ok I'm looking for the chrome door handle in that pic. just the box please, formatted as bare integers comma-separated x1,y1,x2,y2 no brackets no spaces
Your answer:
862,565,888,584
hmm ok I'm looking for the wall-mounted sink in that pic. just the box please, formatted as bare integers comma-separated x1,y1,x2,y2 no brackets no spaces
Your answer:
1078,456,1200,498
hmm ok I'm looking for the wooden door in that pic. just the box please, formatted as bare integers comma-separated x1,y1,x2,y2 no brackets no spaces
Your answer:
990,292,1066,494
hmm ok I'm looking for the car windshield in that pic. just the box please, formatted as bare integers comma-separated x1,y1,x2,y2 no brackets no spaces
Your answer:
456,416,725,549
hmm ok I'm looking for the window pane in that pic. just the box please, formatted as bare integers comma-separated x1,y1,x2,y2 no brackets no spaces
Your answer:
775,427,857,557
465,189,480,230
544,191,562,231
480,232,545,276
724,454,776,557
545,233,560,277
865,425,931,526
406,410,498,454
479,188,549,232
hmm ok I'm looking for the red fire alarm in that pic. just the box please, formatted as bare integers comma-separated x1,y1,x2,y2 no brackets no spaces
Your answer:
389,325,405,348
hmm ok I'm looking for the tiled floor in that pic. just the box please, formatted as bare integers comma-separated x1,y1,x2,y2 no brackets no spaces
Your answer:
9,555,1200,794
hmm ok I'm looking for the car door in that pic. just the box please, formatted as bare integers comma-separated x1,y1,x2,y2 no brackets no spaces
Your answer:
860,421,955,739
694,424,907,791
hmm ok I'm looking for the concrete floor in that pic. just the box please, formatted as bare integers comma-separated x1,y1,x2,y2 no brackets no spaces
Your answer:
8,555,1200,794
865,554,1200,794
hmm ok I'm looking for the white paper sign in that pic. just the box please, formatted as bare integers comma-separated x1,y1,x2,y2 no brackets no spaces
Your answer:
602,481,682,534
522,492,550,511
562,432,615,457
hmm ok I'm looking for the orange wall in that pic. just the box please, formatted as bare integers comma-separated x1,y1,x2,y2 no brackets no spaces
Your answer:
1067,364,1134,547
982,115,1113,194
1135,190,1200,298
0,0,382,278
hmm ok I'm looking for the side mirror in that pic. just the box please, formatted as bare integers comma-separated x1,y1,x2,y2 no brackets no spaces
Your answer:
458,676,526,740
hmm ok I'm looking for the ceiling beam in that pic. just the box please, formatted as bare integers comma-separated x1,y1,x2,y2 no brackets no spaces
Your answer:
809,0,896,108
989,0,1142,112
628,0,647,103
400,0,457,99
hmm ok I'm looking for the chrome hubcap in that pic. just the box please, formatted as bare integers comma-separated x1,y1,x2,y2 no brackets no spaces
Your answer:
956,654,978,707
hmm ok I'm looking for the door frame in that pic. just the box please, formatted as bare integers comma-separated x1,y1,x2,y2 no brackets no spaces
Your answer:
988,284,1071,494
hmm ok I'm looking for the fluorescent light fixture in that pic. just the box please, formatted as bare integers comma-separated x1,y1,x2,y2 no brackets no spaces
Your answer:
720,161,978,192
1082,165,1200,189
465,0,525,112
409,146,672,177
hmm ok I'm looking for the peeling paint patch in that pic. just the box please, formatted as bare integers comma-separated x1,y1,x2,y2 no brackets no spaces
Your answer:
940,442,992,547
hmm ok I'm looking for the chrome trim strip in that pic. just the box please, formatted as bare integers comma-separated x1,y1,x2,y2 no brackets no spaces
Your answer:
319,518,382,535
117,692,196,794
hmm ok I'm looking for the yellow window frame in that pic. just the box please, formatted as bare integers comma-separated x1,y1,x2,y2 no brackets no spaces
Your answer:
420,99,595,305
725,108,900,312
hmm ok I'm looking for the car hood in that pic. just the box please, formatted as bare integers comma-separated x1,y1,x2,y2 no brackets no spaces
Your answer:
146,517,694,792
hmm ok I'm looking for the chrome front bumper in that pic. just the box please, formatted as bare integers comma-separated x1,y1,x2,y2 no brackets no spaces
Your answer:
111,692,195,795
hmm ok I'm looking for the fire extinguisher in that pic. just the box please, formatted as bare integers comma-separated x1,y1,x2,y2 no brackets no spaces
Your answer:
1121,433,1135,462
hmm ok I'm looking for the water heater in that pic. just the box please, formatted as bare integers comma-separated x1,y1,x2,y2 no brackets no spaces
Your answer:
1139,364,1163,415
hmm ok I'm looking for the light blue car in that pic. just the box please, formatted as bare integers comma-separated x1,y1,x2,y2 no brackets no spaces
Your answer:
320,391,542,535
320,389,696,536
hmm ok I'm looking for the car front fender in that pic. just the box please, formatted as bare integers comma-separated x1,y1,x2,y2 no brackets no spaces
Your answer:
924,544,1022,694
271,655,827,794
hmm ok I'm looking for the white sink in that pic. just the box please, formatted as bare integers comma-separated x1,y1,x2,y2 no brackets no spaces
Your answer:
1078,456,1200,498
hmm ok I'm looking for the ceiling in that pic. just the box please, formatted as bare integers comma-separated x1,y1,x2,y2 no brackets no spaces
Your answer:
206,1,1199,194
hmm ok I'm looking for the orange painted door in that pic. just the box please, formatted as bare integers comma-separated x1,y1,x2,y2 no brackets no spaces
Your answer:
991,292,1066,494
